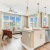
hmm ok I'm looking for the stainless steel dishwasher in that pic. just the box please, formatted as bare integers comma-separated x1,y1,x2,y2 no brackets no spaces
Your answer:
45,29,50,43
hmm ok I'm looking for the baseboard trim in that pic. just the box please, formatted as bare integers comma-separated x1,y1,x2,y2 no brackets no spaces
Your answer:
22,43,34,50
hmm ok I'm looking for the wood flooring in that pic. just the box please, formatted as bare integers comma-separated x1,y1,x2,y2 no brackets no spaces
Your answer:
0,34,50,50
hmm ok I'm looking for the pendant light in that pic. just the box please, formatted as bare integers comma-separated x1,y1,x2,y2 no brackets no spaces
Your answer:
37,3,39,14
26,0,29,16
44,7,47,17
37,3,40,16
43,6,47,27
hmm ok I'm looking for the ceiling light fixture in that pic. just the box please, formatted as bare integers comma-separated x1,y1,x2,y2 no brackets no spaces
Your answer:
9,8,17,13
9,8,13,12
26,0,29,16
44,7,47,17
43,7,47,27
37,3,40,16
37,3,39,14
44,7,46,15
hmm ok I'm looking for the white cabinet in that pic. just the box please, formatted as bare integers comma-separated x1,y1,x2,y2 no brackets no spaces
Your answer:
22,29,45,50
34,31,40,48
34,30,45,48
40,31,45,45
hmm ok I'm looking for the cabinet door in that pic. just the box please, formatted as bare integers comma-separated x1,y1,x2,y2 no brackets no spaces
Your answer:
34,31,40,48
34,30,45,48
39,30,45,45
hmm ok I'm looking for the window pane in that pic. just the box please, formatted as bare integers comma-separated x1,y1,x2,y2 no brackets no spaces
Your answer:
44,17,46,23
16,17,21,22
30,18,33,23
3,16,9,20
10,17,15,22
16,17,21,29
10,16,15,27
4,22,9,29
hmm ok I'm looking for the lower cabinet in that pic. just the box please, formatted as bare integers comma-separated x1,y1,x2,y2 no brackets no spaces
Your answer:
22,29,45,50
34,31,40,48
40,31,45,45
34,30,45,48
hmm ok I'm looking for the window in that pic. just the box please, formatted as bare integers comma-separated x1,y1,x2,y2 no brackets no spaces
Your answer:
16,17,21,29
3,16,9,20
42,15,48,27
30,18,33,23
34,16,38,27
2,15,22,30
16,17,21,23
29,17,33,28
10,16,15,27
3,16,9,29
43,17,47,27
29,15,39,28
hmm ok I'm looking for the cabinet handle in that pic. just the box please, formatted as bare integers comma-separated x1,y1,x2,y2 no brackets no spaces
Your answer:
40,34,42,39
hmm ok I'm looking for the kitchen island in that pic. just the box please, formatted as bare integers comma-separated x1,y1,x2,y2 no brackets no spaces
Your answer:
22,28,45,50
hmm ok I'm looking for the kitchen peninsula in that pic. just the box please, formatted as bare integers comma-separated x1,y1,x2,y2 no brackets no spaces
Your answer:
22,28,45,50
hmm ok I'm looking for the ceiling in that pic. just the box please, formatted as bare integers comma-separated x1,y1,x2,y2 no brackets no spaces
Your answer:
0,0,50,15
